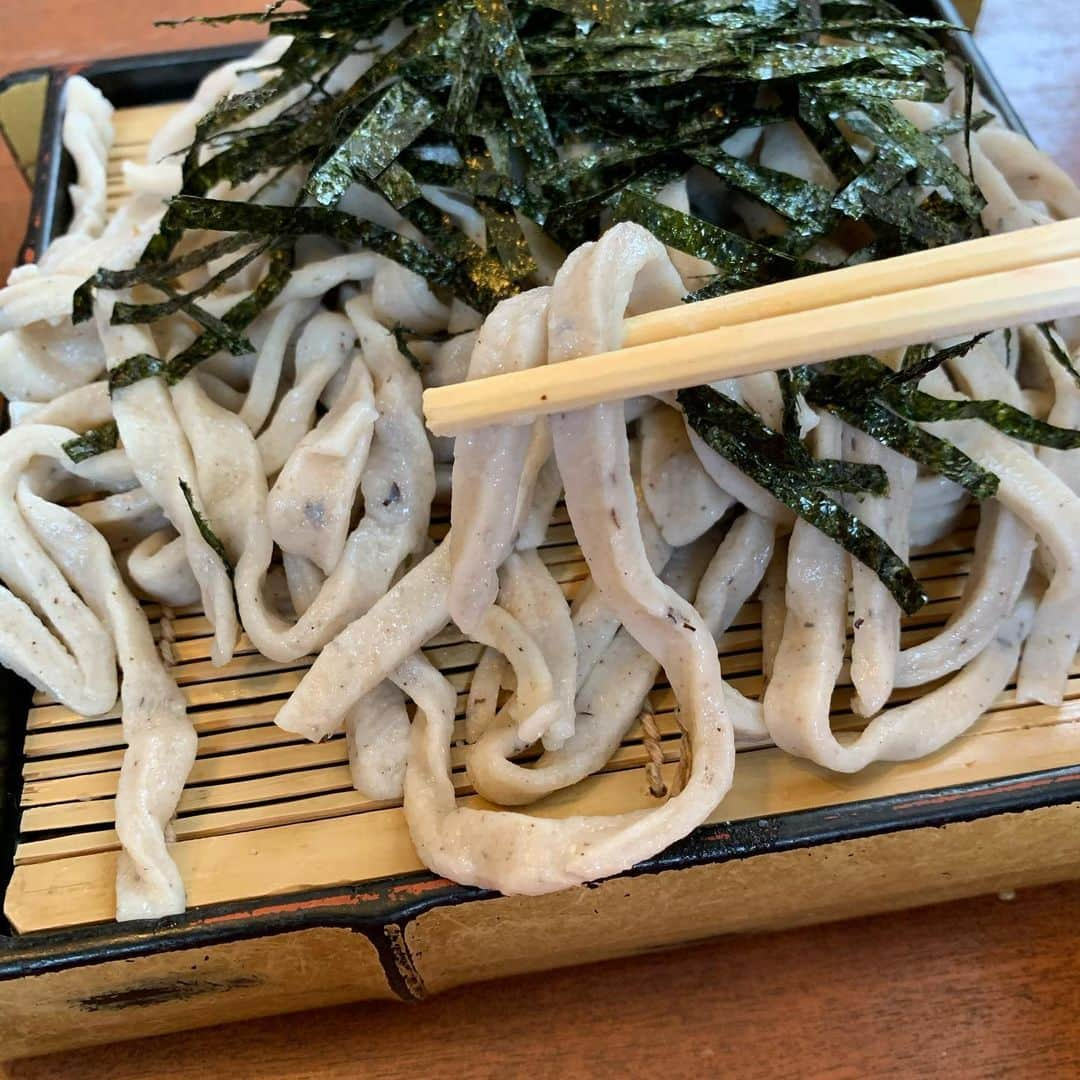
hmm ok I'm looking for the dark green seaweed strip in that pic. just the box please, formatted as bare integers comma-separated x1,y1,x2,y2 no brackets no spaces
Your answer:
304,0,468,203
775,367,888,492
679,385,925,614
306,80,439,207
477,0,557,165
691,144,835,232
110,240,271,343
72,232,259,325
182,36,350,179
887,331,989,385
848,100,985,217
156,3,286,27
160,242,295,384
445,10,484,134
109,354,171,392
962,62,977,189
154,196,457,284
1039,324,1080,390
178,478,234,577
812,458,889,494
62,421,120,464
882,384,1080,450
109,243,295,391
926,109,994,140
607,186,797,286
479,201,539,283
375,161,424,209
807,380,999,497
160,293,255,357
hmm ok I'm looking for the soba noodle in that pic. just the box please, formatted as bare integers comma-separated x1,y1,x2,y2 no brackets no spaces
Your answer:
1,34,1077,919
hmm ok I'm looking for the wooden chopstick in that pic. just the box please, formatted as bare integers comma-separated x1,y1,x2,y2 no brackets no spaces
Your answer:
424,223,1080,436
621,217,1080,347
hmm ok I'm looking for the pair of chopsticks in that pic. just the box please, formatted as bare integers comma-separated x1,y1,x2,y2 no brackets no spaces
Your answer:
423,218,1080,436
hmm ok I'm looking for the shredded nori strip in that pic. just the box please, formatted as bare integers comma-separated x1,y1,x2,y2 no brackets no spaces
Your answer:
813,352,1080,453
680,385,926,614
178,478,234,577
887,331,990,386
307,80,439,207
93,0,1049,603
608,187,797,289
807,378,999,497
109,240,273,353
62,421,120,464
109,243,295,391
73,232,259,325
884,384,1080,450
125,0,990,328
1039,323,1080,390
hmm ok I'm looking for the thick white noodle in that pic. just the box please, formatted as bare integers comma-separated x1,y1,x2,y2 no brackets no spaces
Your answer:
17,467,193,919
464,648,508,744
918,371,1080,704
76,488,169,550
0,425,117,714
274,541,453,740
256,312,356,474
844,426,916,716
172,374,266,563
466,539,712,806
759,536,787,681
763,413,850,764
685,424,793,523
541,222,737,874
239,300,320,435
448,289,551,633
58,77,114,243
467,513,774,806
14,380,110,431
372,262,450,333
640,404,734,546
345,680,410,801
766,412,1036,770
237,298,434,661
267,355,377,573
569,491,671,691
98,313,237,664
1024,325,1080,497
126,531,201,607
468,601,559,745
895,502,1034,687
909,473,969,551
496,549,577,749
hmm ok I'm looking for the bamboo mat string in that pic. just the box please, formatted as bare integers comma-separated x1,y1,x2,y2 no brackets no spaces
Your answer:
671,709,692,798
158,605,177,667
640,705,667,798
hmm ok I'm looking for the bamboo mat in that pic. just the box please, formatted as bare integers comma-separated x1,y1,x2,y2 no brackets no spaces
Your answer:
5,101,1079,934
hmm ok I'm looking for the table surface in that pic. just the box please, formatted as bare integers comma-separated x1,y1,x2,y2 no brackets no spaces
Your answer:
2,3,1079,1077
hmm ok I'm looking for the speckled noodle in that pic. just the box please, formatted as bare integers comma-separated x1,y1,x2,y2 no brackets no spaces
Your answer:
0,9,1078,919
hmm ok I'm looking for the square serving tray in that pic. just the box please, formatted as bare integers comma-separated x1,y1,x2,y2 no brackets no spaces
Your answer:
0,0,1076,1060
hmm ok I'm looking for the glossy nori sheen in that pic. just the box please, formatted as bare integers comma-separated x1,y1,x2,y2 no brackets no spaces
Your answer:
61,421,120,463
64,0,1080,611
88,0,989,385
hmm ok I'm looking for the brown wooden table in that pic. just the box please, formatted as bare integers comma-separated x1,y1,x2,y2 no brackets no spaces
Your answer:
2,4,1079,1077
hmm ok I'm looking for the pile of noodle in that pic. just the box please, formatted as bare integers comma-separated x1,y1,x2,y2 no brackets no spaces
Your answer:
0,46,1077,918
